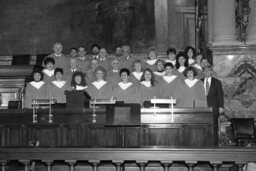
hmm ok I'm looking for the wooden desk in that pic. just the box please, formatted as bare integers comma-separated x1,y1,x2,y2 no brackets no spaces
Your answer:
0,107,215,147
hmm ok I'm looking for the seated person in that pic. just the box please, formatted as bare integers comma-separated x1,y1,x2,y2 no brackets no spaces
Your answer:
86,66,112,99
176,67,207,107
71,71,88,90
112,68,136,103
135,68,162,107
42,57,55,83
165,47,176,65
130,59,144,85
158,62,183,99
144,46,158,71
46,68,72,104
24,70,47,108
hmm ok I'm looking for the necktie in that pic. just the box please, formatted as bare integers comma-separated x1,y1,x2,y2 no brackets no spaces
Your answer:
206,78,210,95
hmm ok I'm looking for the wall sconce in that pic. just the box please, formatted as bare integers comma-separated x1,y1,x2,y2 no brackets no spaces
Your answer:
236,0,251,43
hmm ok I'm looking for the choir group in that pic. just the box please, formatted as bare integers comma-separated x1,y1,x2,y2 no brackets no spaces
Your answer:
24,42,223,110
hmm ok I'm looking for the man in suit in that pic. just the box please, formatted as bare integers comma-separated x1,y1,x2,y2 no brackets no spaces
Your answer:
202,65,224,146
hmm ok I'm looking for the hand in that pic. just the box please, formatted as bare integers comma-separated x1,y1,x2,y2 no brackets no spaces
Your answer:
219,107,224,114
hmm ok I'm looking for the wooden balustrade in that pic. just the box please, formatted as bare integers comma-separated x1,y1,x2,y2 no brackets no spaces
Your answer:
0,148,255,171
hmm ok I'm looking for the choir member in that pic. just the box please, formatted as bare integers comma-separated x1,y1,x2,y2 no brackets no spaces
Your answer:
158,63,183,99
46,68,71,104
136,68,162,107
153,59,166,78
71,71,88,90
24,70,47,108
144,46,158,71
90,44,100,60
86,66,112,99
165,47,176,65
64,58,83,85
98,48,111,71
67,47,78,58
192,54,204,79
42,57,55,83
77,46,90,73
85,59,98,84
130,59,143,85
42,43,68,69
185,46,196,65
115,46,122,58
119,45,134,70
175,51,189,78
176,67,207,107
106,59,121,86
111,68,136,103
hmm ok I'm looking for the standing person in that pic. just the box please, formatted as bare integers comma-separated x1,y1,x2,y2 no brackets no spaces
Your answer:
43,43,68,70
46,68,71,104
202,65,224,145
158,63,183,99
85,59,99,85
175,51,189,79
71,71,88,91
185,46,196,65
176,67,207,107
107,59,121,87
98,48,111,71
77,46,90,73
144,46,158,72
90,44,100,60
136,68,162,107
42,57,55,83
111,68,136,103
67,47,78,58
119,45,134,70
64,58,83,85
165,47,177,65
115,47,122,58
130,59,144,85
86,66,112,99
24,70,47,108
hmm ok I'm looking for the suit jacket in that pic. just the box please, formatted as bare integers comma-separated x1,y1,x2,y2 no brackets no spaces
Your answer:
202,77,224,109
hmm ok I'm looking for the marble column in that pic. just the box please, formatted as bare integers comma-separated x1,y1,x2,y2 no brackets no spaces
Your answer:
247,0,256,44
154,0,168,51
212,0,241,45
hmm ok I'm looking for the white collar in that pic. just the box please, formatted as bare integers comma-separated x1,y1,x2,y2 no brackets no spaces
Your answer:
184,78,198,88
178,66,186,73
154,71,166,77
188,59,195,65
71,68,77,72
132,72,143,80
146,59,157,65
79,56,86,60
165,59,176,65
43,69,55,77
52,80,66,88
55,53,62,57
163,75,177,83
204,77,212,86
112,70,119,73
140,81,151,87
193,63,202,70
76,85,88,90
30,81,45,89
92,80,107,89
118,82,133,90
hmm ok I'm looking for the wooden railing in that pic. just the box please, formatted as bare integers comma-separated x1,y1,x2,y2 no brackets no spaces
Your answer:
0,148,255,171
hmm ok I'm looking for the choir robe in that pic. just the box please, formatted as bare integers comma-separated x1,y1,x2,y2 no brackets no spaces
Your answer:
86,80,112,99
129,72,143,86
176,78,207,107
174,66,187,80
42,69,55,83
153,71,165,82
106,70,121,87
165,59,176,66
46,81,72,103
77,57,90,73
43,53,69,69
97,58,111,71
85,69,97,85
158,75,184,99
135,81,162,106
143,59,157,71
112,82,136,103
24,81,47,108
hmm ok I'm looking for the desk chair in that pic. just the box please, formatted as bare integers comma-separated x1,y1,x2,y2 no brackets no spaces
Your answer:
231,118,255,146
